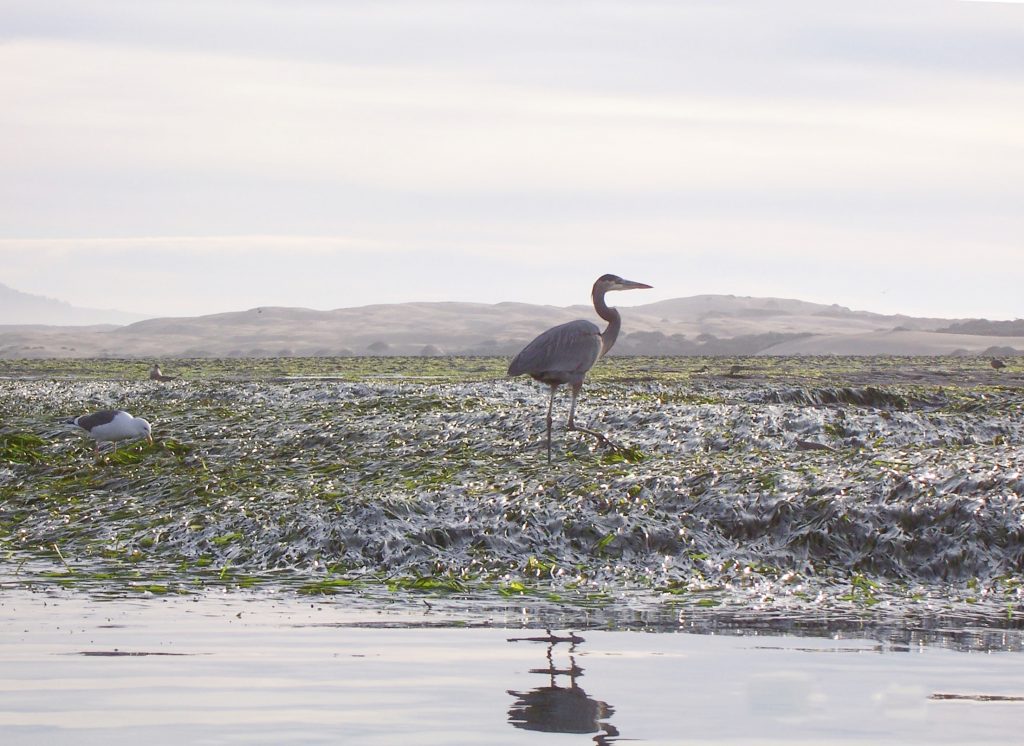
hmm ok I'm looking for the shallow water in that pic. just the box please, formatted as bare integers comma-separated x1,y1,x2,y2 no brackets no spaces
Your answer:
2,589,1024,745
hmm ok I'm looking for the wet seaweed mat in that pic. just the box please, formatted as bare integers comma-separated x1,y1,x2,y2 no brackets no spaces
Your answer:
1,356,1023,627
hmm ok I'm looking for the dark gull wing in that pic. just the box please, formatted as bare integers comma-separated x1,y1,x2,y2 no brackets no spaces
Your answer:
74,410,125,431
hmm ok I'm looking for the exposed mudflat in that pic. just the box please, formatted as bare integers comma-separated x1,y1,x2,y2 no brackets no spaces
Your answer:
2,356,1023,631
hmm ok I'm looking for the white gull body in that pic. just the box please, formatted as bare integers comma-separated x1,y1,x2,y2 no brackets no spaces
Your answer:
66,410,153,452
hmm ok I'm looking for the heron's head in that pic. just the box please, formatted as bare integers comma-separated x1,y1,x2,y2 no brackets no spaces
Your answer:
593,274,653,295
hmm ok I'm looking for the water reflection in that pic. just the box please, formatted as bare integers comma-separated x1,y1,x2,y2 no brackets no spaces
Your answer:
507,629,622,743
671,611,1024,654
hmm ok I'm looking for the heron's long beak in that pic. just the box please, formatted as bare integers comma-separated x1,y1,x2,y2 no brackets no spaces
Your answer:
147,434,154,445
618,279,653,291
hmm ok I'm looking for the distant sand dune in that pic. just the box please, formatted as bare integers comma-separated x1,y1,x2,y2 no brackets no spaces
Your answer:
0,295,1020,358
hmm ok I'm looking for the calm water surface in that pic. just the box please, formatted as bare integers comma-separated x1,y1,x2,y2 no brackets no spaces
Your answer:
2,590,1022,745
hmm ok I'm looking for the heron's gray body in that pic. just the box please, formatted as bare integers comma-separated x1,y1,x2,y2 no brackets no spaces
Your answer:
507,319,603,388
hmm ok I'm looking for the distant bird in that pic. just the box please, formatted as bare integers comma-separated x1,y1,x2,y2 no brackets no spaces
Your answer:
149,363,177,381
66,410,153,454
991,358,1007,370
508,274,652,461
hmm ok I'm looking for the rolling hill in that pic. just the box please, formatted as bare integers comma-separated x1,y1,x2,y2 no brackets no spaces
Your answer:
0,289,1021,358
0,283,148,326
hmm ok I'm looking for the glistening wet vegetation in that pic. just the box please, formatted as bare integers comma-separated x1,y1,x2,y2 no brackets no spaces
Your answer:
2,356,1023,635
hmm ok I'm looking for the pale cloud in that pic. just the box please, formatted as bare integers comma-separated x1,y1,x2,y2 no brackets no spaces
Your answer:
4,37,1022,195
0,235,388,257
0,1,1022,320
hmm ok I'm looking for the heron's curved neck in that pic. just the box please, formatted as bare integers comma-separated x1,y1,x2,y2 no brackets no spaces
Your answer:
593,289,622,356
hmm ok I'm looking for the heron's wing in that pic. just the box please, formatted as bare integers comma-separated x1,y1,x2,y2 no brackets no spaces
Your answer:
508,320,602,383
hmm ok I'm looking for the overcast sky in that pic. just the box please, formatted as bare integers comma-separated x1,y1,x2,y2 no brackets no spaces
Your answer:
1,1,1022,319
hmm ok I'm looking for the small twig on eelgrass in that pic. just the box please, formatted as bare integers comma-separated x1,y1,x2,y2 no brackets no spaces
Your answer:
53,543,74,573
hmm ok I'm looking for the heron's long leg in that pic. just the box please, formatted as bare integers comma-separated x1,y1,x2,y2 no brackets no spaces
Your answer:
546,385,556,463
566,384,622,451
567,384,580,430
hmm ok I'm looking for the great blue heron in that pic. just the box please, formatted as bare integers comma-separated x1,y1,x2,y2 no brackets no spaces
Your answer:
65,409,153,454
508,274,652,461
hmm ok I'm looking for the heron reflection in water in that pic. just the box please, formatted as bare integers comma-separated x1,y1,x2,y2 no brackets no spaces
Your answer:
507,629,623,744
